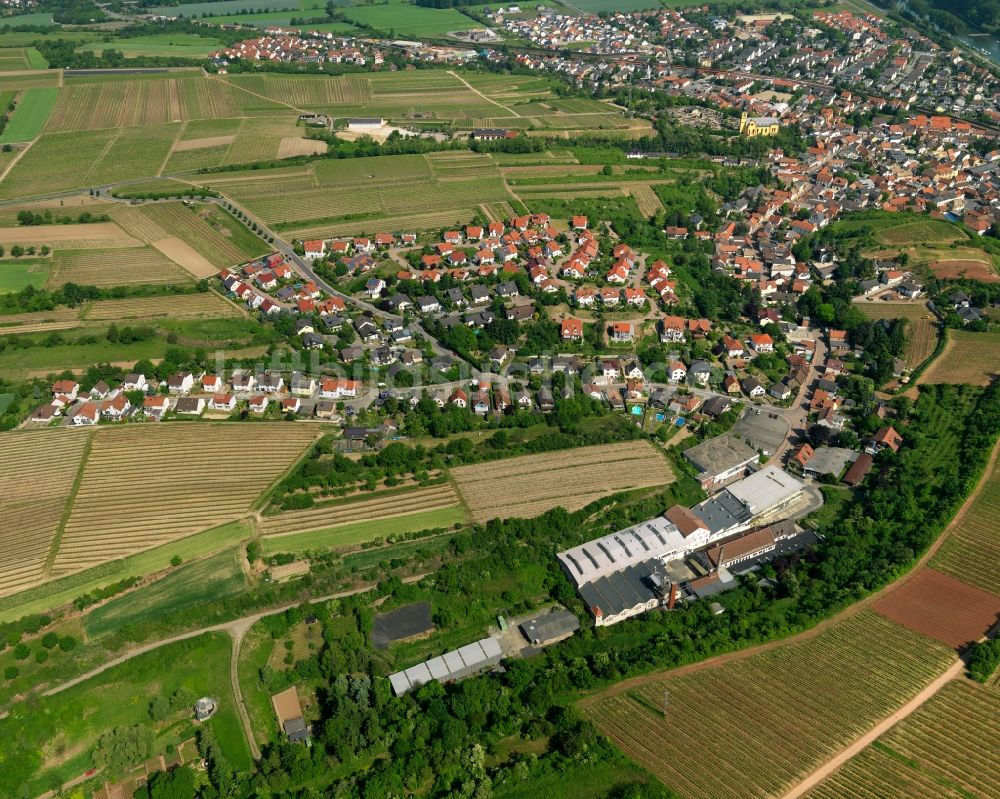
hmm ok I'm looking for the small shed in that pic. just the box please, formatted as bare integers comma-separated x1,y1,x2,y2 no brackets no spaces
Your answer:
519,609,580,646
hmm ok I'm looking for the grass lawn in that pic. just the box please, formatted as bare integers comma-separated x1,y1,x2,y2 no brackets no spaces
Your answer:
261,505,467,554
0,258,50,292
236,621,282,746
0,632,251,796
342,4,477,36
25,47,47,69
76,33,225,59
0,520,252,622
0,86,58,143
86,547,248,639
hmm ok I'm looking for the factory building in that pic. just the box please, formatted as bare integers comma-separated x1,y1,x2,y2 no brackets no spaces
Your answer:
557,466,806,626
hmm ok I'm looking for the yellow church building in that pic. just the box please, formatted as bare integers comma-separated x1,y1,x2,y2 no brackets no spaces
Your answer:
739,112,780,137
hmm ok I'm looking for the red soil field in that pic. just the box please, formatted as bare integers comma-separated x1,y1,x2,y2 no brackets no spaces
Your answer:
928,259,1000,283
872,568,1000,649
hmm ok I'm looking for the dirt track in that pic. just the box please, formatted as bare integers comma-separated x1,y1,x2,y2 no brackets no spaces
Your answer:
780,661,965,799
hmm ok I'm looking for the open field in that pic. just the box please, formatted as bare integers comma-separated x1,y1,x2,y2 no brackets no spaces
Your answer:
451,440,674,523
928,255,1000,282
0,86,57,143
875,218,967,246
49,245,191,287
0,257,50,292
76,33,225,59
918,330,1000,386
581,610,955,799
854,300,938,369
872,567,1000,649
0,221,137,248
931,454,1000,596
342,5,483,37
0,632,251,796
48,424,317,578
86,548,247,638
803,679,1000,799
261,505,467,554
261,483,463,537
0,429,90,598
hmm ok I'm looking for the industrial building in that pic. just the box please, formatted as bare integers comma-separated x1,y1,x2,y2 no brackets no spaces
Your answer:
388,637,503,696
557,466,807,626
684,433,760,489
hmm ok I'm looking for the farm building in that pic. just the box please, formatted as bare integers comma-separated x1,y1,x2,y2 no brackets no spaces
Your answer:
389,638,503,696
347,117,385,132
519,609,580,646
271,687,310,744
684,433,760,489
557,466,807,626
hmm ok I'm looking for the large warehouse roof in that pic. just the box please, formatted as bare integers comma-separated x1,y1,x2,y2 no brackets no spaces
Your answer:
726,464,804,514
388,637,502,696
557,516,685,587
684,433,759,477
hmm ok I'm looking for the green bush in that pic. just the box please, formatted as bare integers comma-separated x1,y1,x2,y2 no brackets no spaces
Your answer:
13,643,29,660
41,631,59,649
3,666,18,680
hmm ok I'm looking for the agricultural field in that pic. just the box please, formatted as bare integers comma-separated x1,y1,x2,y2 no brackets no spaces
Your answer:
854,300,938,369
581,610,956,799
927,254,1000,282
0,46,42,71
261,505,467,554
931,453,1000,596
48,424,318,579
918,330,1000,386
261,483,464,537
871,567,1000,649
49,246,191,287
83,291,240,322
0,258,50,292
0,221,138,249
204,152,509,237
451,440,674,523
85,548,248,638
151,0,299,15
0,86,58,143
0,71,59,91
0,632,251,796
342,4,478,37
0,429,90,598
111,202,269,272
76,32,226,59
875,218,966,246
804,680,1000,799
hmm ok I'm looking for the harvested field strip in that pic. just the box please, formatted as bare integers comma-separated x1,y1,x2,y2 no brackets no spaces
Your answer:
51,424,317,577
0,429,90,597
451,441,673,523
84,292,238,321
918,330,1000,386
262,484,460,536
931,454,1000,596
0,305,80,329
582,610,955,799
871,567,1000,648
0,222,137,247
804,680,1000,799
49,246,190,287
